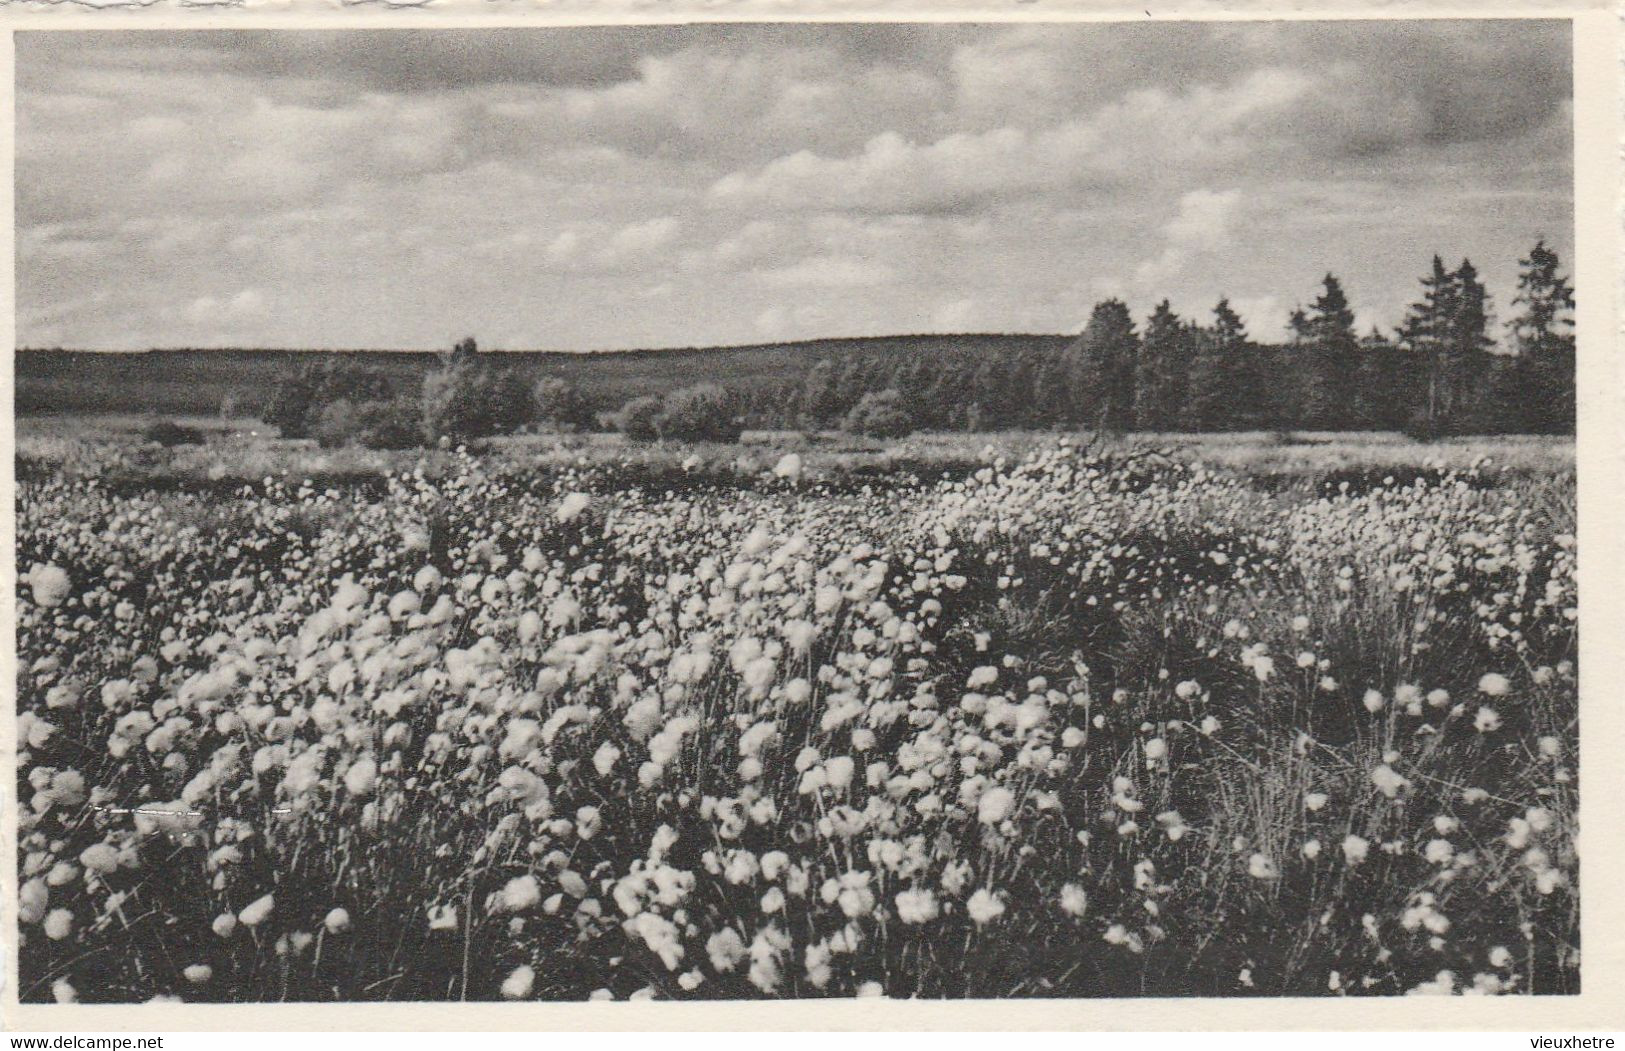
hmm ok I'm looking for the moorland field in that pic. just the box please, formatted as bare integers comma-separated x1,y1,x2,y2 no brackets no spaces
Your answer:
14,405,1577,1001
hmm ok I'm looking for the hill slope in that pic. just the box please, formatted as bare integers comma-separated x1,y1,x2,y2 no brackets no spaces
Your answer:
16,335,1073,418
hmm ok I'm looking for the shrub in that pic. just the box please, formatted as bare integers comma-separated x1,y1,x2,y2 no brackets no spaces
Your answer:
419,359,532,445
142,420,205,447
842,388,914,438
656,383,742,442
532,377,593,432
611,395,664,441
263,359,392,439
311,398,421,450
353,400,424,450
310,399,359,449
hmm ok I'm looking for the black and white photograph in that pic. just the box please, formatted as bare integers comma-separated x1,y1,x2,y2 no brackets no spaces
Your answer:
6,12,1606,1021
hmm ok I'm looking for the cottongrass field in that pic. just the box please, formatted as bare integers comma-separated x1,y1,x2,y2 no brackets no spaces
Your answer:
14,430,1577,1002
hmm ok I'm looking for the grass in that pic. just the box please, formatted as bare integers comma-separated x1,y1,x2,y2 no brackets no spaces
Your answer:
16,418,1575,492
14,429,1578,1001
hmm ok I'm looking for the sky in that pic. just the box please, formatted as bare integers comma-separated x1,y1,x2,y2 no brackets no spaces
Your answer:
16,21,1573,351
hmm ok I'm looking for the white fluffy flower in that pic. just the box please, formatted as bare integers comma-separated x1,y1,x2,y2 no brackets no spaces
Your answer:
501,965,536,1000
343,757,378,797
427,903,458,931
977,785,1015,825
44,908,74,940
1370,764,1410,798
28,564,70,608
239,893,275,927
772,453,804,481
895,887,940,924
1342,835,1370,865
499,874,542,913
966,888,1005,925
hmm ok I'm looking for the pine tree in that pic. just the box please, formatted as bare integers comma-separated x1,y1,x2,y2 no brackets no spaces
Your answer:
1510,240,1576,434
1288,306,1310,345
1398,256,1458,435
1132,300,1191,429
1070,299,1139,434
1187,298,1255,430
1398,257,1495,434
1511,240,1575,350
1444,258,1493,431
1297,274,1359,429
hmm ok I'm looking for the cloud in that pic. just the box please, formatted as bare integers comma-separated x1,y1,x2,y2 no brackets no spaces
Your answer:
13,22,1574,352
708,67,1322,216
184,288,268,324
931,298,979,331
1134,189,1243,290
597,216,681,266
1227,295,1287,344
755,254,897,289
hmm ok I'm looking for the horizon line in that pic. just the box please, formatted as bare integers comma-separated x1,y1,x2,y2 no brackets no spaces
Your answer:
14,332,1081,356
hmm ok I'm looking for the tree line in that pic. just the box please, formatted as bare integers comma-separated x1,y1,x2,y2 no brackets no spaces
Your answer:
263,241,1574,447
756,241,1574,437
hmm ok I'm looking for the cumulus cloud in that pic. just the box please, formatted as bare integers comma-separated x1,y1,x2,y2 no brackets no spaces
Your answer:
706,66,1359,216
1134,189,1243,290
755,255,898,289
15,22,1573,351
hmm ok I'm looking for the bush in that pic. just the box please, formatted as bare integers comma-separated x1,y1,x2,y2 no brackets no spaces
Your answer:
420,359,532,445
311,398,421,450
656,383,742,442
842,388,914,438
142,420,205,447
354,400,424,450
263,359,392,439
532,377,593,432
611,395,664,441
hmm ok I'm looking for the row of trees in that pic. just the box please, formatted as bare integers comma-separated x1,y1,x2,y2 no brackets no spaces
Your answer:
264,242,1574,447
265,339,756,448
761,241,1574,437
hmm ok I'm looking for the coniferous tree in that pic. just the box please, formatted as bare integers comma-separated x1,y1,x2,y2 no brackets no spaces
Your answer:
1511,240,1576,350
1187,298,1256,430
1398,257,1496,434
1132,300,1191,429
1444,259,1494,431
1398,255,1458,435
1510,240,1576,434
1297,274,1360,429
1288,306,1311,345
1070,299,1139,434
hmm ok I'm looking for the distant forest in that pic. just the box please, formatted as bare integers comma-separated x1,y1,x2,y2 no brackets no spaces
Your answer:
744,242,1575,438
18,241,1574,441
